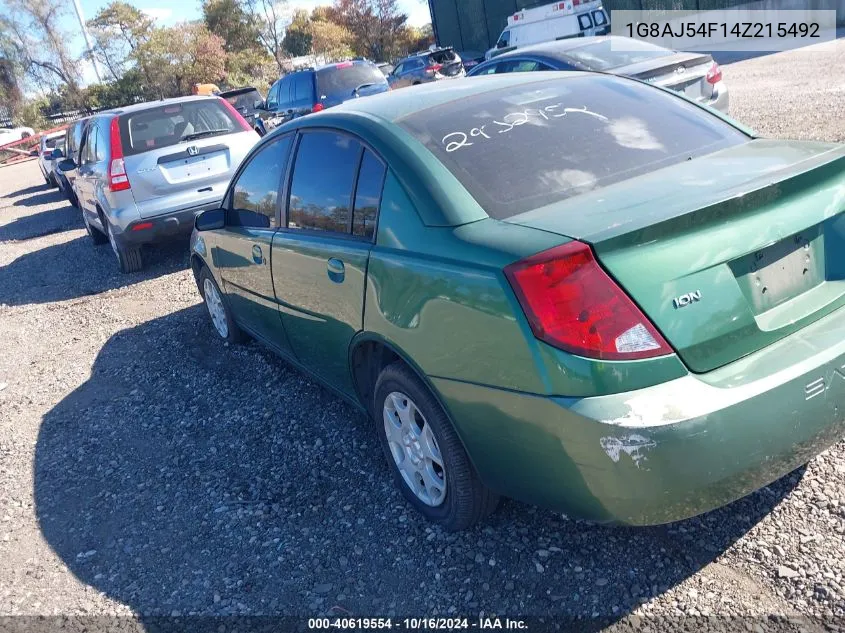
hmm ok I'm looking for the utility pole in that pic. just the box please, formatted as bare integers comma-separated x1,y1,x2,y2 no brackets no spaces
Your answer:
70,0,104,83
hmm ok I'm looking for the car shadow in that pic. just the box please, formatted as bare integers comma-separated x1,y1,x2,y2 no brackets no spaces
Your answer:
10,188,65,208
34,304,803,621
0,234,189,306
2,182,49,198
0,198,80,241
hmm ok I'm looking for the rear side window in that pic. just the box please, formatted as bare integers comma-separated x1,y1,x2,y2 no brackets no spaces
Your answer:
399,75,748,219
228,135,293,228
316,63,387,99
118,100,240,156
288,131,361,234
563,39,674,71
82,125,98,164
292,74,313,103
353,150,386,239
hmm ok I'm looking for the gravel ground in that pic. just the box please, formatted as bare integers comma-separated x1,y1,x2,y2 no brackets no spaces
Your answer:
1,40,844,629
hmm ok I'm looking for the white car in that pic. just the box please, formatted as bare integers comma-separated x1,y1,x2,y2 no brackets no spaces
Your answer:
0,126,35,147
38,131,66,187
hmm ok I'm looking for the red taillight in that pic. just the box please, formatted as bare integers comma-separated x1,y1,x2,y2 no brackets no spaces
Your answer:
312,102,325,113
504,241,672,361
108,117,130,192
131,222,153,231
426,63,443,73
219,97,253,132
705,62,722,85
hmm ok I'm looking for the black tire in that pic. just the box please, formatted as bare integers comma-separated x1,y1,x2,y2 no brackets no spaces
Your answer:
83,210,108,245
103,215,143,274
198,266,246,344
374,361,498,531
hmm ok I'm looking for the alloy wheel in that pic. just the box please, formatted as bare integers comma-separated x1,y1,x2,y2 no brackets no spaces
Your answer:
383,391,446,507
203,278,229,339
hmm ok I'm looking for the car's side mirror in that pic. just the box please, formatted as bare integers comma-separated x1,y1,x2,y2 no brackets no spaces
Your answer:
195,207,225,231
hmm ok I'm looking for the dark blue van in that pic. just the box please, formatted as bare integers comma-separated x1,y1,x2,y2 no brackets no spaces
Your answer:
258,60,390,130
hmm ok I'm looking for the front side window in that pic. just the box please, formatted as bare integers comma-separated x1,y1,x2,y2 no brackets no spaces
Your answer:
497,30,511,48
353,149,386,239
267,81,281,109
288,131,361,234
228,136,293,228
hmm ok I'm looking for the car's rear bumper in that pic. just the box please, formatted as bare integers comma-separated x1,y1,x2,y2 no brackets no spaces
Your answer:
121,201,222,245
432,305,845,525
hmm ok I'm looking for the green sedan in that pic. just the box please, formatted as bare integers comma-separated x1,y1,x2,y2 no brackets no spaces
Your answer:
189,72,845,531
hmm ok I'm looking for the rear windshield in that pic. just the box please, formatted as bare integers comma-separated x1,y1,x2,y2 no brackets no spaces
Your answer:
429,49,458,64
223,89,262,110
316,63,387,98
399,75,748,219
118,99,240,156
564,39,674,70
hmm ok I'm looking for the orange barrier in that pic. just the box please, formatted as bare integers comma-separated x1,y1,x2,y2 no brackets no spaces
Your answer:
0,123,69,167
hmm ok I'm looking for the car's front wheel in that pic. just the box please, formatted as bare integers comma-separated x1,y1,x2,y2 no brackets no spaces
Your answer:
103,215,143,274
199,266,246,344
374,361,498,531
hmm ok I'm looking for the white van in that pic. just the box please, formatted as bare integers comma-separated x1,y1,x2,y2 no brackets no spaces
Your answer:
485,0,610,60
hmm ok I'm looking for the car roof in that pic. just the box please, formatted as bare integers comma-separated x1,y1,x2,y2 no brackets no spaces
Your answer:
329,71,585,122
219,86,259,96
488,36,663,63
97,95,220,117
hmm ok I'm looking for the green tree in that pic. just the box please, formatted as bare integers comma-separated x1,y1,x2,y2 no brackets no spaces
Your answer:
329,0,409,61
0,0,82,96
87,1,154,81
282,8,312,57
202,0,262,54
310,18,353,61
134,23,227,98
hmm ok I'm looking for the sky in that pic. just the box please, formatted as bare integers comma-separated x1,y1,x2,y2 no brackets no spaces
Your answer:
68,0,432,85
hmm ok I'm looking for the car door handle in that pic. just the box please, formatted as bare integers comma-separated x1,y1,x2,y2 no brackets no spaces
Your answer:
252,244,264,265
327,258,345,283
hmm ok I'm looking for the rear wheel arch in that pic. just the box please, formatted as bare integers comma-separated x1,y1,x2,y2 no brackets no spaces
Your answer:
348,334,478,463
190,253,206,290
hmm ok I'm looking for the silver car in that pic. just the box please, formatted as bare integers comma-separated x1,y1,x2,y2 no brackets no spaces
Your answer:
74,96,260,273
387,48,465,90
38,131,67,187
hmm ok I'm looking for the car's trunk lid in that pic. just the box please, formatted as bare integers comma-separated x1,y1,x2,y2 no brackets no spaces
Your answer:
506,139,845,373
614,52,716,104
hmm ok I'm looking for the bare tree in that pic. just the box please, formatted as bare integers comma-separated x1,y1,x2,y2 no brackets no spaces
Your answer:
242,0,291,73
0,0,82,95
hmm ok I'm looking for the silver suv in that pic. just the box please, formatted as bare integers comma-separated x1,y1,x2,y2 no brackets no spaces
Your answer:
75,96,260,273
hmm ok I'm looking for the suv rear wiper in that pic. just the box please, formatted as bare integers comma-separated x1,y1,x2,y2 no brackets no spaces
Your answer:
182,129,229,142
352,83,377,95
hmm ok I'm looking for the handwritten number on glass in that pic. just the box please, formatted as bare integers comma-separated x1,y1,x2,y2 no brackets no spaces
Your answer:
441,104,608,152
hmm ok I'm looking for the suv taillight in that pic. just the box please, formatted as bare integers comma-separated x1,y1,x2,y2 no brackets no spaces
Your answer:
108,117,130,192
504,241,672,360
311,103,325,113
705,62,722,85
219,97,253,131
426,63,443,73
